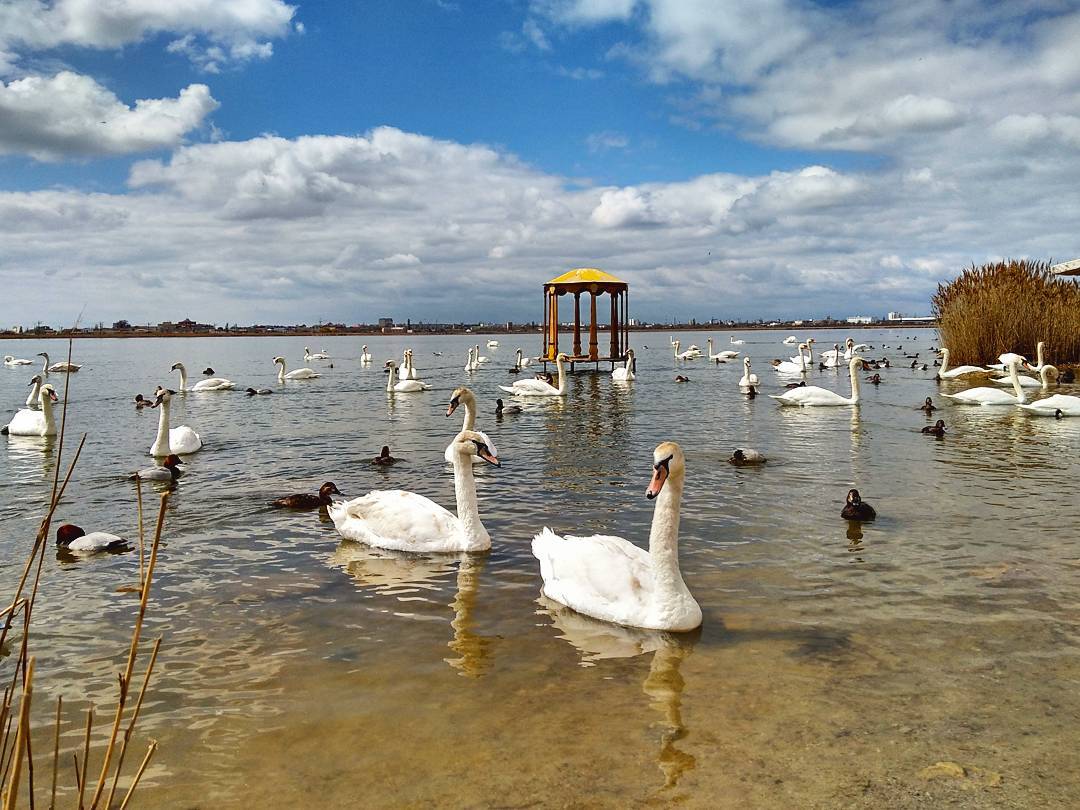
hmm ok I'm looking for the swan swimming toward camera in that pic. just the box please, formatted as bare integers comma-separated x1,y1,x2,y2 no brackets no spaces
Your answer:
2,383,58,436
771,356,863,406
445,387,497,464
24,374,43,409
171,362,235,392
500,353,568,396
532,442,701,632
385,360,431,392
274,356,319,381
397,349,419,381
330,430,500,552
943,359,1026,405
360,345,372,364
738,357,759,388
612,349,636,381
148,388,203,455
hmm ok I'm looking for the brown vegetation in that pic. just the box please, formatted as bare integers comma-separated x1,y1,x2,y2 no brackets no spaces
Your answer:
932,259,1080,365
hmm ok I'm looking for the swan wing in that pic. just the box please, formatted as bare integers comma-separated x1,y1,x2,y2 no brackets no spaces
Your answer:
170,426,203,453
991,375,1039,387
394,380,430,392
4,408,47,436
943,387,1017,405
285,369,320,379
192,378,236,391
1019,394,1080,415
329,491,466,552
507,379,558,395
770,386,849,406
533,528,653,627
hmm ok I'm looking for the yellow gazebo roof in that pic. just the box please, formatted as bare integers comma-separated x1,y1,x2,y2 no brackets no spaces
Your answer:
547,267,626,285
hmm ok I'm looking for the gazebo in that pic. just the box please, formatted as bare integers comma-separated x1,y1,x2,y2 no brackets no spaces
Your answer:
541,268,630,369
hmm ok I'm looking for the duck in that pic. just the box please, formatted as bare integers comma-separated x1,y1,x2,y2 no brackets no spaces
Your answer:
729,448,766,466
771,356,863,407
130,454,184,482
500,353,568,397
1060,368,1075,384
37,352,82,373
360,345,373,364
134,394,151,409
271,482,342,509
532,442,701,632
991,364,1058,389
840,489,876,521
148,388,202,456
385,360,431,392
171,362,235,392
674,375,691,383
445,387,497,464
495,398,522,415
919,397,937,413
329,430,500,552
866,373,882,385
943,359,1026,406
612,349,636,381
55,524,127,553
737,357,759,388
921,419,947,437
1017,393,1080,417
202,367,216,376
372,446,400,465
2,383,58,436
3,355,32,366
783,380,807,389
304,347,330,361
274,356,320,381
245,387,273,396
746,385,757,398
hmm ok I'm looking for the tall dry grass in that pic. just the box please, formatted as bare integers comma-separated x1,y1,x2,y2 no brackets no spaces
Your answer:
932,259,1080,366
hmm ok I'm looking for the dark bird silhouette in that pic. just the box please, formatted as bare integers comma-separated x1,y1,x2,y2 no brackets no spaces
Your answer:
271,482,342,509
841,489,876,521
921,419,947,437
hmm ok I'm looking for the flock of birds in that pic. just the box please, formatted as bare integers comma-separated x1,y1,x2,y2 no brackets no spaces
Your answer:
2,332,1076,633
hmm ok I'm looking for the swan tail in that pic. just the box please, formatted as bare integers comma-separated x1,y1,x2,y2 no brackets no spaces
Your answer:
498,385,518,394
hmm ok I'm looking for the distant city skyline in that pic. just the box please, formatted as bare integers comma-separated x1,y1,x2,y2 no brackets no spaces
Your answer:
1,2,1077,326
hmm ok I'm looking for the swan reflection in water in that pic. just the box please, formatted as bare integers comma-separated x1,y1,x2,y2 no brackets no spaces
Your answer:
328,542,493,678
537,597,699,789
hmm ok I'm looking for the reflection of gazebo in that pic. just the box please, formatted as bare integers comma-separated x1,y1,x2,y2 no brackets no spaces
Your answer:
541,268,630,369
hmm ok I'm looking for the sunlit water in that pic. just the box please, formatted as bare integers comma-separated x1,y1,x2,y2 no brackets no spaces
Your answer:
2,329,1078,808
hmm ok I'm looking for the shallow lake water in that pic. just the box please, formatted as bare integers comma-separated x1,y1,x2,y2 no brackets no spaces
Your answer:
1,328,1078,808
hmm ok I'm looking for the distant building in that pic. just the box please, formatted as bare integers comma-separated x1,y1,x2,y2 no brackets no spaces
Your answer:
377,317,394,328
846,315,872,324
887,311,935,322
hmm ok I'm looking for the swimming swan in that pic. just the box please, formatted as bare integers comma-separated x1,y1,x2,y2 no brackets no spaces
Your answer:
532,442,701,632
274,356,320,381
172,362,235,392
385,360,431,392
612,349,636,381
329,430,500,552
943,359,1026,405
304,347,330,361
992,364,1057,388
738,357,759,388
1018,393,1080,417
500,353,568,396
770,356,863,406
360,345,372,364
2,383,58,436
772,344,809,375
24,374,43,408
149,388,203,456
398,349,419,381
37,352,81,373
3,355,32,366
936,348,986,379
465,346,479,372
706,339,739,362
446,387,497,464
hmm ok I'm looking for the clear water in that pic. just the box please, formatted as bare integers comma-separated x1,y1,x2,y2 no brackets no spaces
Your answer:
1,329,1078,808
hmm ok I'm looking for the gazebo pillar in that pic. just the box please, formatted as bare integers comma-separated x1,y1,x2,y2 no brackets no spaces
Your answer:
573,292,582,356
589,289,599,360
609,292,619,358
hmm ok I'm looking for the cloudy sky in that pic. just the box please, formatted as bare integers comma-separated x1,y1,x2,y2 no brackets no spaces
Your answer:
2,1,1078,327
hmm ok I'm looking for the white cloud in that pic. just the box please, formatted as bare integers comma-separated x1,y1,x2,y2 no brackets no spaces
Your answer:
0,72,217,160
585,130,629,152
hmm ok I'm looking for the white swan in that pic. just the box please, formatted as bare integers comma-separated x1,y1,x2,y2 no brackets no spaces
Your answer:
2,383,58,436
171,362,235,392
3,355,32,366
24,374,43,409
770,356,863,406
486,339,499,348
515,348,532,368
329,430,499,552
474,345,490,364
149,388,203,455
773,344,809,375
943,359,1026,405
706,338,739,362
789,337,815,366
385,360,431,392
992,364,1057,388
986,351,1027,372
1019,393,1080,417
729,336,745,345
304,347,330,361
782,335,799,345
936,348,986,379
37,352,81,373
360,345,372,364
738,357,759,388
612,349,636,381
397,349,419,381
464,346,479,372
672,340,697,362
500,353,568,396
445,387,497,464
1020,341,1048,372
532,442,701,632
274,356,320,381
819,343,843,368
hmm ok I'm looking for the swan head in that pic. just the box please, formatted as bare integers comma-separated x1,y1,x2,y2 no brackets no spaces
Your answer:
646,442,684,500
624,348,635,358
170,362,185,372
28,375,42,387
1041,365,1059,383
36,352,48,359
846,337,855,347
446,386,475,417
55,524,86,548
849,356,864,372
40,384,59,403
384,359,397,371
273,356,286,365
362,344,368,351
151,387,172,407
451,430,500,466
556,352,569,363
318,482,343,499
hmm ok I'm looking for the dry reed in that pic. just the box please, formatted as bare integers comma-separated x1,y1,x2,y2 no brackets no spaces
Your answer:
932,259,1080,366
0,337,167,808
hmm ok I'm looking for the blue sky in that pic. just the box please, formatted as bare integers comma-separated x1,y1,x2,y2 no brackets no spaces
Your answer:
1,1,1078,327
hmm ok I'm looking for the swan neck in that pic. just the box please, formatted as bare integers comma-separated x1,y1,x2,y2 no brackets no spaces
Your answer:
152,398,170,455
276,359,286,381
648,473,689,598
939,349,950,375
176,364,188,391
41,355,49,374
1010,363,1025,403
26,379,41,409
462,398,476,431
451,451,487,548
386,366,395,392
39,389,55,431
849,361,861,403
556,356,568,394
